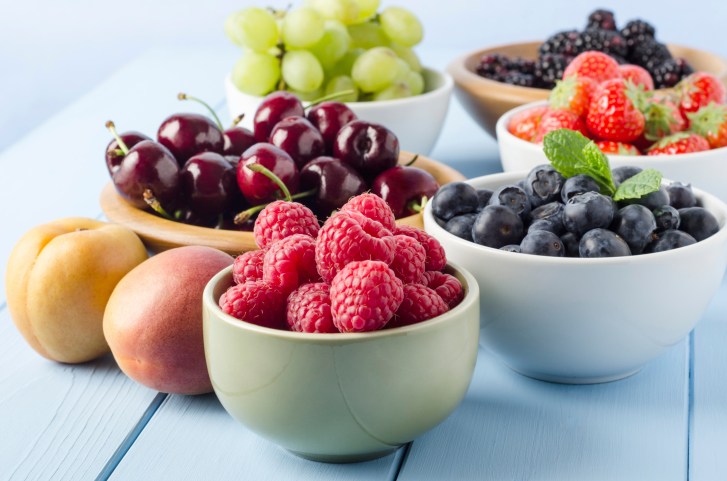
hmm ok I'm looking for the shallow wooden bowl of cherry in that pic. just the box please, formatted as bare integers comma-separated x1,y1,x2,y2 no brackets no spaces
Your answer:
100,152,466,256
447,40,727,138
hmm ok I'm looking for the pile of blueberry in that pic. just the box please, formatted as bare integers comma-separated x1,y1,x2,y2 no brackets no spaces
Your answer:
431,165,719,258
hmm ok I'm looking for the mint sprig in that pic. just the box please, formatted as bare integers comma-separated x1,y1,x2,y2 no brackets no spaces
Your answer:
613,168,663,201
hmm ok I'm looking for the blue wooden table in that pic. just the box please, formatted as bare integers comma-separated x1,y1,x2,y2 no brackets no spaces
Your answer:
1,47,726,481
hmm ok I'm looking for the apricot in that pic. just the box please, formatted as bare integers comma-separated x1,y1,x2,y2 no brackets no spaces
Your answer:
103,246,233,395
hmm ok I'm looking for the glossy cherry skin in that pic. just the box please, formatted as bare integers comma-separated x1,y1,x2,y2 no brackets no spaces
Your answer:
180,152,239,222
253,91,304,142
223,126,255,157
306,101,357,153
300,156,368,218
111,140,181,210
157,113,224,166
269,116,325,169
105,131,151,175
237,143,300,205
372,165,439,219
333,120,400,179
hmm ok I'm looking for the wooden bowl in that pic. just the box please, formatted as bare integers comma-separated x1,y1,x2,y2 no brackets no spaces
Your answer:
100,153,466,256
447,41,727,138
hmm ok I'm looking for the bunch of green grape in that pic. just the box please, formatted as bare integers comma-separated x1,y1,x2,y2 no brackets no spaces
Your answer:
225,0,424,102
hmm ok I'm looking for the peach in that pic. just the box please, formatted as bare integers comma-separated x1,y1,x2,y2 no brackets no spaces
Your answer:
103,245,234,395
5,217,148,363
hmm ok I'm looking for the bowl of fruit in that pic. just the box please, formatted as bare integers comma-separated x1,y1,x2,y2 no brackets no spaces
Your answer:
202,192,479,462
423,129,727,384
223,2,452,155
100,93,465,255
496,53,727,202
447,9,727,137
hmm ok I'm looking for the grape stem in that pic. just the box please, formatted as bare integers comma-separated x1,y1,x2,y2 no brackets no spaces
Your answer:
105,121,129,155
404,154,420,167
143,189,174,220
178,93,224,131
407,195,428,214
233,188,317,224
246,162,292,201
305,90,357,109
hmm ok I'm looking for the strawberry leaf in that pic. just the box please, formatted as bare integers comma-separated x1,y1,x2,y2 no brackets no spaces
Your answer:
543,129,616,195
613,169,662,201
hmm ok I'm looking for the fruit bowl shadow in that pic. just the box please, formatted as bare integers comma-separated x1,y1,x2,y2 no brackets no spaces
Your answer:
99,152,465,255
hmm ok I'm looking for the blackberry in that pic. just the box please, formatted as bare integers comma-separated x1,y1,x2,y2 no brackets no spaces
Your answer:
652,58,694,88
534,54,572,89
573,29,628,58
506,57,536,74
586,9,617,31
620,19,656,41
501,71,536,87
539,30,580,57
627,37,672,72
476,53,510,80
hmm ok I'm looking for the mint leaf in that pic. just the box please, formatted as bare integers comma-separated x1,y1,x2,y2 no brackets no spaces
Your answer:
613,168,663,201
578,142,617,196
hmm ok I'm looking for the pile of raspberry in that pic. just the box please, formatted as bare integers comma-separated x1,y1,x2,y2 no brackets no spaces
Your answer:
219,193,464,333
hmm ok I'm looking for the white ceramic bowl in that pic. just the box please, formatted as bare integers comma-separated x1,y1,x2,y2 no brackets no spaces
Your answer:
224,67,453,155
496,100,727,202
203,262,479,463
423,171,727,384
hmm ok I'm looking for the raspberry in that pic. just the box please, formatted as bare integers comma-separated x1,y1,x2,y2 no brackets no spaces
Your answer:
253,200,320,249
286,283,336,333
422,271,464,308
340,193,396,232
394,225,447,271
390,284,449,328
263,234,319,296
315,210,396,283
219,280,285,329
330,260,404,332
390,235,426,284
232,250,265,284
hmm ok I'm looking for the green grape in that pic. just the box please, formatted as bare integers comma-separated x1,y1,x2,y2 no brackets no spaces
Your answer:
325,75,359,102
282,50,325,93
305,0,359,25
379,7,423,47
291,88,324,102
326,48,364,78
373,82,412,101
282,8,325,49
351,0,380,23
405,71,424,95
309,20,351,70
390,44,422,72
348,22,390,49
231,51,281,96
393,58,411,82
224,8,279,53
351,46,398,93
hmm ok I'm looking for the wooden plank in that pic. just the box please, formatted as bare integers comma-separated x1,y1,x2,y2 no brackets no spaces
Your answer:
108,394,401,480
398,343,689,481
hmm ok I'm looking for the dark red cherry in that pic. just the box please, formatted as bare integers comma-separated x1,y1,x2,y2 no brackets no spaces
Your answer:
224,125,255,156
236,143,299,205
157,113,224,166
306,102,357,153
371,165,439,218
180,152,239,222
300,156,368,218
253,91,304,142
269,116,325,169
105,131,150,175
333,120,400,179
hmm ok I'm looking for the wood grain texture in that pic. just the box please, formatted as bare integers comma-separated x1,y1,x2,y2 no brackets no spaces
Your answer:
397,344,689,481
109,394,401,481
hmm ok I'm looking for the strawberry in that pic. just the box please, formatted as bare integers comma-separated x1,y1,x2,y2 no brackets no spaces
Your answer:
549,76,597,117
595,141,640,155
618,64,654,91
532,109,588,143
677,72,727,116
586,79,645,143
687,102,727,149
647,132,710,155
642,94,686,141
563,51,621,84
507,105,549,141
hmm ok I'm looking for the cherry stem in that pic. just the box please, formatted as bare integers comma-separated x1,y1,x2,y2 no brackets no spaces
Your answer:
230,113,245,128
305,90,357,109
404,154,420,167
178,93,224,131
105,121,129,155
233,188,317,224
407,195,428,214
246,163,292,201
143,190,174,220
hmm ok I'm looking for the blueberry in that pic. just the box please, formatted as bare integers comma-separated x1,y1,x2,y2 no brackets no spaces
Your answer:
431,182,479,221
666,182,697,209
445,213,478,241
563,191,615,236
579,228,631,257
528,218,563,235
476,188,494,210
619,186,670,210
500,244,522,253
520,230,565,257
561,174,600,203
612,165,642,185
653,205,680,231
645,230,696,253
524,164,565,207
612,204,657,254
530,201,564,223
472,205,524,248
488,184,531,219
560,231,581,257
678,207,720,241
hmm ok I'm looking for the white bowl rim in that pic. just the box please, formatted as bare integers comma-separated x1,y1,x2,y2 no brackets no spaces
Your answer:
204,260,478,342
424,170,727,266
495,99,727,163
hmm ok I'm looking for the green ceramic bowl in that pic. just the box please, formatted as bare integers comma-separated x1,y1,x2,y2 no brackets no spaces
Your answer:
202,263,480,463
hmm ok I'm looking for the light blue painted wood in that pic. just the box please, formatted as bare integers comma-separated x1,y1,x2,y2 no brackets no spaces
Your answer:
398,343,689,481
